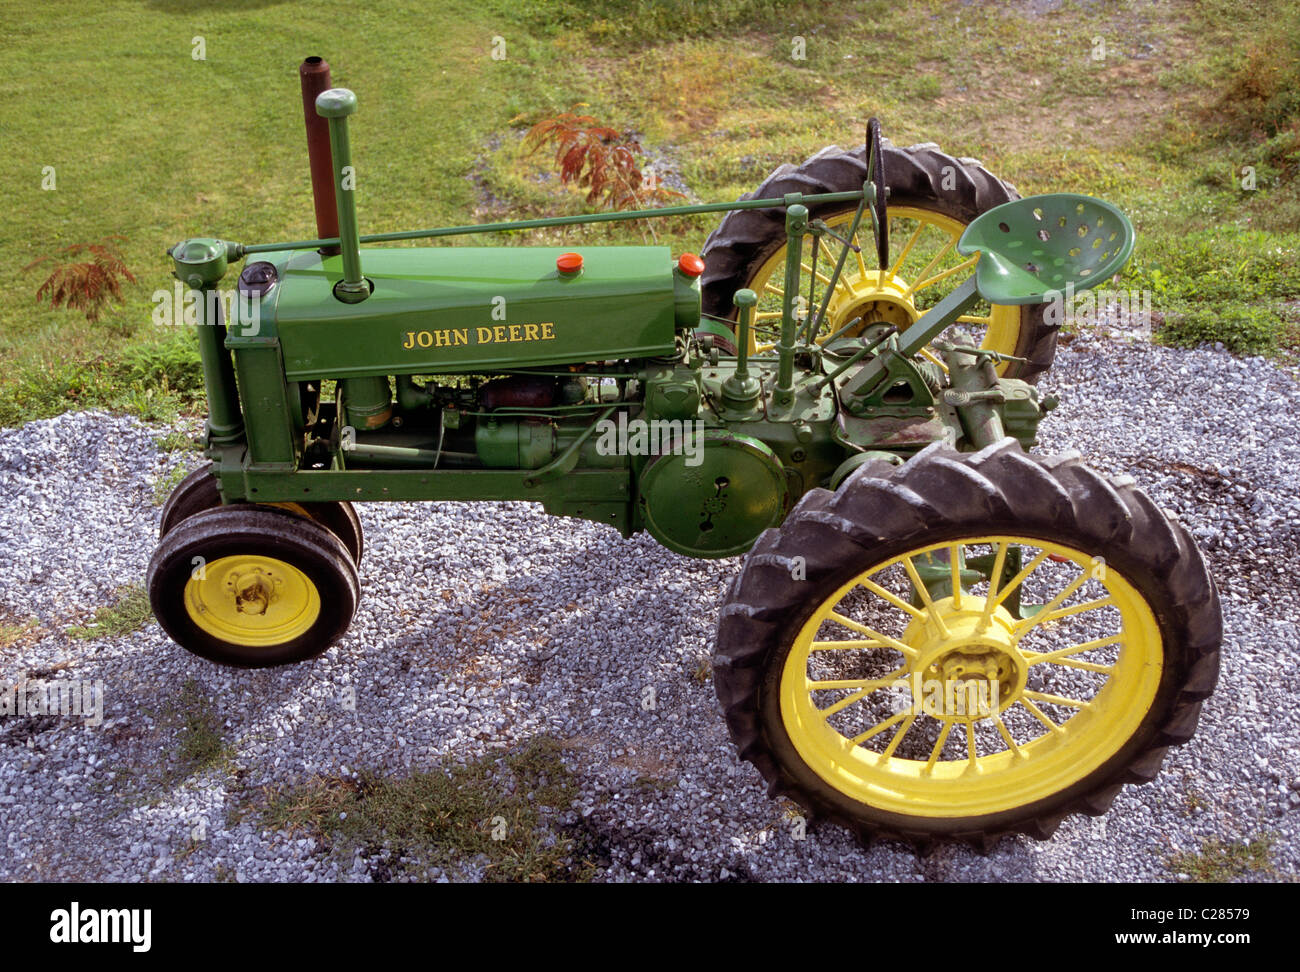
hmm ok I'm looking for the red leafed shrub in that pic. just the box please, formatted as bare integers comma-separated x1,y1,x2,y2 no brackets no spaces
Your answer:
24,236,137,322
525,109,684,211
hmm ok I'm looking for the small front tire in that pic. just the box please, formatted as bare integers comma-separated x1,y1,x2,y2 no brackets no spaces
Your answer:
148,505,360,668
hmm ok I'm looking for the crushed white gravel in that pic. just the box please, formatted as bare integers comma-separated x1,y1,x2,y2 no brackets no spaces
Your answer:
1,331,1297,882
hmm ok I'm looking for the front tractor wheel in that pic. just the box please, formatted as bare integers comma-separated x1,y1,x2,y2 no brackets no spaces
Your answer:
159,463,364,565
714,440,1221,848
148,505,360,668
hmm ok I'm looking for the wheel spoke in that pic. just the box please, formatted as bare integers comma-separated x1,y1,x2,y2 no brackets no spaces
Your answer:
922,722,954,773
808,672,903,691
1023,633,1123,667
976,541,1010,632
887,222,925,282
753,310,784,322
880,712,917,757
850,709,910,745
1020,698,1063,733
900,556,950,638
857,577,926,620
1033,595,1117,625
902,239,956,297
1014,568,1094,638
851,232,868,278
956,314,994,325
908,253,978,297
818,686,875,718
828,611,917,658
989,549,1051,611
950,543,964,610
992,714,1024,758
800,261,835,287
764,282,784,298
1023,689,1088,709
811,638,893,651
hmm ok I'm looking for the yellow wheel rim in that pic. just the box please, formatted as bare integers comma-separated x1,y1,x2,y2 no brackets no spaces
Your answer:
184,554,321,648
779,536,1162,818
743,206,1023,375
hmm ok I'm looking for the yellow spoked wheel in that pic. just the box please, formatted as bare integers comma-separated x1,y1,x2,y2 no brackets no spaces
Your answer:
148,505,359,668
714,440,1221,847
700,143,1057,382
780,536,1161,819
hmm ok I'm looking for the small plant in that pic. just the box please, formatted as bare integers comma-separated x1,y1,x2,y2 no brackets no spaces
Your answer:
65,584,153,640
1157,303,1280,355
153,463,191,506
154,428,201,453
24,236,137,323
257,735,587,881
1168,834,1276,882
0,618,38,649
525,107,684,212
171,679,232,778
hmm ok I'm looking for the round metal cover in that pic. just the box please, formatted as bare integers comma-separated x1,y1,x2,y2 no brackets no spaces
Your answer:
639,429,788,558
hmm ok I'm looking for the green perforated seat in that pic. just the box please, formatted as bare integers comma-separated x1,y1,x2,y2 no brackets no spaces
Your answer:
956,193,1135,306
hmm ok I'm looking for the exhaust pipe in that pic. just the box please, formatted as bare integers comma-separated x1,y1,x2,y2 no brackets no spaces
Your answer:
299,56,340,256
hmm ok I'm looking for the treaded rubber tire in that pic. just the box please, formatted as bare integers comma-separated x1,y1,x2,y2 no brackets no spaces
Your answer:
148,505,360,668
699,143,1057,382
713,438,1221,850
159,463,364,565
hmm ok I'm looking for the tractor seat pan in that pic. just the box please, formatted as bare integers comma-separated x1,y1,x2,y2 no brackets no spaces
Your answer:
956,193,1135,306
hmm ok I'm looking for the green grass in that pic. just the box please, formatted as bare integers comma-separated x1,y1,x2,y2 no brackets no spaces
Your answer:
1168,834,1277,882
65,584,153,640
3,0,1299,431
152,463,190,506
257,735,590,881
170,680,233,779
0,618,38,649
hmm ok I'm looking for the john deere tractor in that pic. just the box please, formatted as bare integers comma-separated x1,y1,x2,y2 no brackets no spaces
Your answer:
151,58,1221,848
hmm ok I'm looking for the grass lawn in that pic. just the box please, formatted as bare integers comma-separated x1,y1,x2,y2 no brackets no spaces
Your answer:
2,0,1298,429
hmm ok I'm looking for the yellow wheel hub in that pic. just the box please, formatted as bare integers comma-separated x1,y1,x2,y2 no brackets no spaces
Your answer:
779,536,1163,818
904,596,1027,721
744,206,1023,373
184,555,320,647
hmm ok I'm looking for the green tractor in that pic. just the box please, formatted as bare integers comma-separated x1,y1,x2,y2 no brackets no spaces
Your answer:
152,58,1221,849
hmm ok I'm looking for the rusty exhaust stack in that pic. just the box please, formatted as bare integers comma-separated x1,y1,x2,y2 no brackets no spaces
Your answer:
300,56,340,256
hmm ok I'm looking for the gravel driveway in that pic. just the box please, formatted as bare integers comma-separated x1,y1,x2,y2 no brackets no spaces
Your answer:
1,333,1297,882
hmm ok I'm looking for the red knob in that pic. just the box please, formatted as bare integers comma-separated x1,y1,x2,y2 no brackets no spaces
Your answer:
677,252,705,277
557,252,583,274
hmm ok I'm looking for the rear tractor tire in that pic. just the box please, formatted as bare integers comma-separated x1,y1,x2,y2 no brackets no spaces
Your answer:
148,505,360,668
713,439,1221,849
701,143,1058,382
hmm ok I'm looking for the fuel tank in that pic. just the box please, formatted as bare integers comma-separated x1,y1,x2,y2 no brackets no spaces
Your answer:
256,245,684,380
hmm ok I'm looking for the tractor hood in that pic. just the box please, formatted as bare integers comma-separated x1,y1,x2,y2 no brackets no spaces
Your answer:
252,245,684,380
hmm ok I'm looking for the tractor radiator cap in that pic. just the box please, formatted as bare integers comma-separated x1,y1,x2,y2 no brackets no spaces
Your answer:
237,261,278,297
